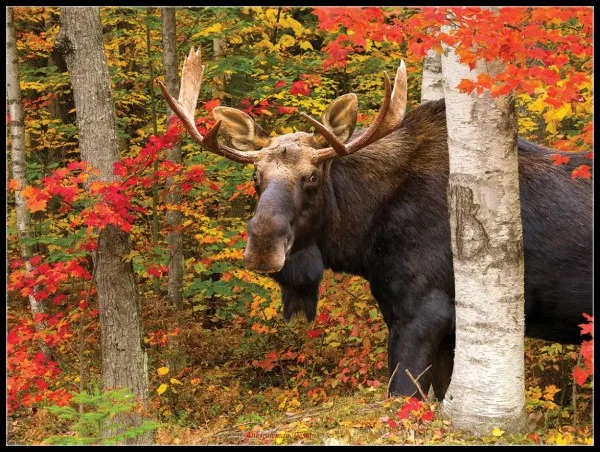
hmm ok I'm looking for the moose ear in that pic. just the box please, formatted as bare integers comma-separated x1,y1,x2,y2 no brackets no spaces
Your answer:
311,93,357,148
212,106,270,151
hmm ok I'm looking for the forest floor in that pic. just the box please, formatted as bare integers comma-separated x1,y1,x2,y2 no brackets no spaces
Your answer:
7,289,593,445
152,386,593,445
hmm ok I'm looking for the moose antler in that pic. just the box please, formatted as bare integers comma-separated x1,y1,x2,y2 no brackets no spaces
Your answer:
158,47,260,164
304,61,408,163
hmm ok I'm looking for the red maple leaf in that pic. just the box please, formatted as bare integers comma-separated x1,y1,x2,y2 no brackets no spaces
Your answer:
307,329,320,338
579,322,593,337
550,154,569,166
572,366,589,386
291,80,310,96
421,410,434,422
277,106,297,115
204,98,221,113
571,164,591,180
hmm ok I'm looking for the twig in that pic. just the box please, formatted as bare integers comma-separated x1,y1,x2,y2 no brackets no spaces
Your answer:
386,363,400,398
405,366,432,401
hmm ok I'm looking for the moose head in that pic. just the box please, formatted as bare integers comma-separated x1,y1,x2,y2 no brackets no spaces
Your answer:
159,48,407,274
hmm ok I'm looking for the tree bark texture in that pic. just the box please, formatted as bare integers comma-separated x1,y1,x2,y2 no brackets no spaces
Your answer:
420,49,444,104
440,43,527,435
162,7,184,310
7,7,46,320
56,7,152,444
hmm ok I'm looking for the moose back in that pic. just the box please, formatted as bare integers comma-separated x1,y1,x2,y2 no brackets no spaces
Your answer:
160,49,592,399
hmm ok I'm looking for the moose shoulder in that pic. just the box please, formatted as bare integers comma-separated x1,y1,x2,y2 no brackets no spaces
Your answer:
160,49,592,400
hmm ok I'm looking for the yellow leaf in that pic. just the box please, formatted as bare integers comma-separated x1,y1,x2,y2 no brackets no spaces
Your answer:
157,367,169,376
278,34,296,48
122,250,139,263
554,433,569,445
265,8,279,23
157,383,169,395
546,120,558,135
492,427,504,437
329,342,341,348
543,384,561,401
300,41,313,51
263,306,277,320
190,23,223,38
553,103,571,121
170,378,183,385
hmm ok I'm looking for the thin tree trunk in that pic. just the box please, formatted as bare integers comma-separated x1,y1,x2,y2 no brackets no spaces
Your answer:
147,9,161,295
161,7,187,374
162,7,184,310
439,36,527,434
7,8,46,322
421,50,444,104
56,7,152,444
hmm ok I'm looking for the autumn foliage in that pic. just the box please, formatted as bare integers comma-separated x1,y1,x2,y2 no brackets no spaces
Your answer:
7,6,592,445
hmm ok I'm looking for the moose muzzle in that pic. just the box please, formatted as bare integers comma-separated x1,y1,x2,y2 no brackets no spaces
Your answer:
243,182,295,273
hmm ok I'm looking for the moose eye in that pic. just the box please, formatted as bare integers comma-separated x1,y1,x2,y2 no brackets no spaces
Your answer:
253,172,258,183
309,174,318,184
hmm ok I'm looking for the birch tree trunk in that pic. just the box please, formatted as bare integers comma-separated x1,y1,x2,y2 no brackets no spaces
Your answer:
162,7,184,310
56,7,152,444
421,50,444,104
439,40,527,434
7,8,46,321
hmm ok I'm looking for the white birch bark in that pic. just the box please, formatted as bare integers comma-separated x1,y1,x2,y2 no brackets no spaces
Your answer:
421,49,444,104
7,8,46,319
439,39,527,434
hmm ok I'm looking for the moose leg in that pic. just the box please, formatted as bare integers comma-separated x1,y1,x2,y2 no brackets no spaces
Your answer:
431,334,455,400
387,289,454,398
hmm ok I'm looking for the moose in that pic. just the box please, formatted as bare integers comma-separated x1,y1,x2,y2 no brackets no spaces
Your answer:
160,48,592,399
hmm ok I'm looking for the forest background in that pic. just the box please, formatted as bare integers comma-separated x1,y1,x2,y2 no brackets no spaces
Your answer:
6,6,593,445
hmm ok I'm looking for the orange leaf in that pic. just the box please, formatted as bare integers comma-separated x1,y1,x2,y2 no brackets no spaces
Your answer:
8,179,20,190
28,198,48,213
571,165,591,180
456,79,476,94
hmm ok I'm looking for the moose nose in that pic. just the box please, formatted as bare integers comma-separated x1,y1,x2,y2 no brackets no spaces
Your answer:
247,214,291,242
244,214,292,273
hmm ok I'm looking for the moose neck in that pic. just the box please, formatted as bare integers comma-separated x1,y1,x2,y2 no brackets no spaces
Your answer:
314,129,413,276
311,99,449,277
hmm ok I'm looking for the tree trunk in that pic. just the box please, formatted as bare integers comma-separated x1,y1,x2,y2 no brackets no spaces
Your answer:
56,7,152,445
439,39,527,434
147,9,161,296
161,7,187,375
421,50,444,104
162,7,184,310
7,8,46,321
